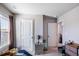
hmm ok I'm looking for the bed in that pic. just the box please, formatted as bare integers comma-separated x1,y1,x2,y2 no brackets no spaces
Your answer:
16,50,32,56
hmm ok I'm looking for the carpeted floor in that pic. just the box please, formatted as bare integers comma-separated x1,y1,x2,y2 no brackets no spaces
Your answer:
36,47,62,56
38,52,62,56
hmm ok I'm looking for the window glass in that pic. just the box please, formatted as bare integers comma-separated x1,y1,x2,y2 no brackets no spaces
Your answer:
0,15,10,46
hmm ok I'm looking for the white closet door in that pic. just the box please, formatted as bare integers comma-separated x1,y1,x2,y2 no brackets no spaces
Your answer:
21,19,35,55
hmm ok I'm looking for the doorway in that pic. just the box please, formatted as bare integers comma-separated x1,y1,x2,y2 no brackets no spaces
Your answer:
48,23,58,47
43,15,58,54
47,23,58,53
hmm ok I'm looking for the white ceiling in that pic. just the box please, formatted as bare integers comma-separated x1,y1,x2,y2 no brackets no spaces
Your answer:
3,3,79,17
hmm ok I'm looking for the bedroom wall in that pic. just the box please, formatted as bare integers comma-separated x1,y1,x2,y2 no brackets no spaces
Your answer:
15,14,43,55
0,4,13,54
58,6,79,45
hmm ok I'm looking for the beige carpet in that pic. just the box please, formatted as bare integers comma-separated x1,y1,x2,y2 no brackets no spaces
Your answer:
36,47,62,56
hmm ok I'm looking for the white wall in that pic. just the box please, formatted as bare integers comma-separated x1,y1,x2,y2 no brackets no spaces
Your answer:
0,4,12,54
15,14,43,55
58,6,79,45
34,15,43,44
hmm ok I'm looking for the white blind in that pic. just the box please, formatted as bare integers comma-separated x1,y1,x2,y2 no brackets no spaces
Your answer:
0,14,10,47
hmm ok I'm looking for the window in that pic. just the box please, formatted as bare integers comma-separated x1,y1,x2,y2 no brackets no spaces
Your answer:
0,14,10,47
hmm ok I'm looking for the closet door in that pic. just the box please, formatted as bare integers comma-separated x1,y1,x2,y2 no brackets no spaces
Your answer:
21,19,35,55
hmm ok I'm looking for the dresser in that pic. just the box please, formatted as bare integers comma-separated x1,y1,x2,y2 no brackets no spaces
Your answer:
65,43,79,56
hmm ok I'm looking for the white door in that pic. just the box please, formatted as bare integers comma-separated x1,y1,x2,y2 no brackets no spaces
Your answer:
48,23,58,47
21,19,35,55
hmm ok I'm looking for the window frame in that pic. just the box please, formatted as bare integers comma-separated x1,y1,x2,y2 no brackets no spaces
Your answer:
0,14,10,47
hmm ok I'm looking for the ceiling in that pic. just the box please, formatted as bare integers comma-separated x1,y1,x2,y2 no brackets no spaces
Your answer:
3,3,79,17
